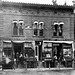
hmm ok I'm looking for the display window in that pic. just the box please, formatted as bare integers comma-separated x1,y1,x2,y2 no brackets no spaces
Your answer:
63,44,72,58
24,42,34,57
3,42,13,58
42,41,52,58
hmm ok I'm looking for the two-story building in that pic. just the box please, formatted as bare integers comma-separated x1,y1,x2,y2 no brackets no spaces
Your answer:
0,0,74,69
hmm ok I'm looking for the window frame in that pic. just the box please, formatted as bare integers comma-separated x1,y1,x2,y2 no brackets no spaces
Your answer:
52,21,64,37
13,20,18,36
33,21,38,36
53,22,58,37
19,20,24,36
38,22,44,36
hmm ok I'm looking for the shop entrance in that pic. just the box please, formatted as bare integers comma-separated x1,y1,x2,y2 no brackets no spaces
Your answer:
35,41,42,61
13,43,24,68
53,43,63,67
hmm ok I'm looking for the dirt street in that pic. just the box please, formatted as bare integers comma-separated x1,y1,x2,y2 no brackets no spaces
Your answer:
0,69,75,75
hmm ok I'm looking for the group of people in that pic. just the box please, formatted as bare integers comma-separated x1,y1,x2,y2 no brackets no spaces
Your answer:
14,52,25,68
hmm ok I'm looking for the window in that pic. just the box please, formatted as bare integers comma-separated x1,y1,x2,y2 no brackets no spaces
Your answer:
53,21,64,37
13,20,18,35
59,22,64,36
33,21,44,36
39,22,44,36
33,21,38,36
53,22,58,36
19,20,24,35
13,20,24,36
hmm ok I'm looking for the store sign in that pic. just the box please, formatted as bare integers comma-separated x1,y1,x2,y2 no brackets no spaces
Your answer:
3,43,12,47
53,44,59,46
44,42,52,47
24,42,33,48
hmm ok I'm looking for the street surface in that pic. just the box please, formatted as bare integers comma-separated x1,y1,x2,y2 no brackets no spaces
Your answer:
0,68,75,75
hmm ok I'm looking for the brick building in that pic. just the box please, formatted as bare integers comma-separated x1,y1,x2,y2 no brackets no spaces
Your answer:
0,0,74,68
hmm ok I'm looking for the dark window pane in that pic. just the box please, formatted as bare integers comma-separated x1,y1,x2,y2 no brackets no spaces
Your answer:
59,25,63,36
53,25,58,36
39,29,43,36
13,23,18,35
59,32,62,36
53,32,57,36
19,26,23,35
34,29,38,36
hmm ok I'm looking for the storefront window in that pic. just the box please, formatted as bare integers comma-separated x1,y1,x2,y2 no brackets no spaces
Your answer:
2,42,13,63
63,44,72,58
24,42,34,57
42,42,52,58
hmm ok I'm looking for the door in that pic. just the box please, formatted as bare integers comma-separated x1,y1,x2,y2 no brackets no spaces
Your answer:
35,41,42,61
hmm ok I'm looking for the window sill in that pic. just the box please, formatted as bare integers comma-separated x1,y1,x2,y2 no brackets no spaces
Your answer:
12,35,24,37
52,36,63,38
32,35,44,38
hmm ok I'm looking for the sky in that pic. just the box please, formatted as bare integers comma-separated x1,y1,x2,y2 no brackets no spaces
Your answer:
2,0,74,5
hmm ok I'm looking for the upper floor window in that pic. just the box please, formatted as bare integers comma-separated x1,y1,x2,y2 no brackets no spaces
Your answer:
53,22,58,36
13,20,24,36
13,20,18,36
33,21,44,36
53,21,64,37
33,21,38,36
39,22,44,36
58,22,64,36
19,20,24,36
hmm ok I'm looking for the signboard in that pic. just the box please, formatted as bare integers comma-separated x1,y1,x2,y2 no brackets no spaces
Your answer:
24,42,34,50
3,43,12,47
24,42,32,47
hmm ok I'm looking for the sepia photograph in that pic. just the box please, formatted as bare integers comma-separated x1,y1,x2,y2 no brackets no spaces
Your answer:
0,0,75,75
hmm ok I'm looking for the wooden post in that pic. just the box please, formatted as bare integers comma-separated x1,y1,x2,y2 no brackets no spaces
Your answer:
49,61,50,69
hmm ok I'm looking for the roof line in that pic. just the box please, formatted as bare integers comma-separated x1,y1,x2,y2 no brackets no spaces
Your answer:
2,0,73,7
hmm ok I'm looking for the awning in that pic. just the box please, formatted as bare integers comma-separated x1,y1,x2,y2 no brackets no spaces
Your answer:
3,40,11,43
12,41,25,43
43,41,73,44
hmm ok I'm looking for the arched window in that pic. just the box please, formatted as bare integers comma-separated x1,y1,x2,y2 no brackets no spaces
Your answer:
13,20,18,35
53,22,58,36
58,22,64,36
19,20,24,36
39,22,44,36
33,21,38,36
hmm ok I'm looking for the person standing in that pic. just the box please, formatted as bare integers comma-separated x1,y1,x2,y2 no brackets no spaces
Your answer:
16,52,19,68
19,53,23,67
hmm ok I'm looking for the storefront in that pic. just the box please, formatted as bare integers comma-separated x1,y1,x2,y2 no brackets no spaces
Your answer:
2,40,14,69
1,40,74,68
42,41,74,68
2,40,37,68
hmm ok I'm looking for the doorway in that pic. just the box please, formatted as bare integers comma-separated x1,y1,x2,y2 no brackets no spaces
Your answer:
35,41,42,61
13,43,24,68
53,43,63,67
13,43,24,58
